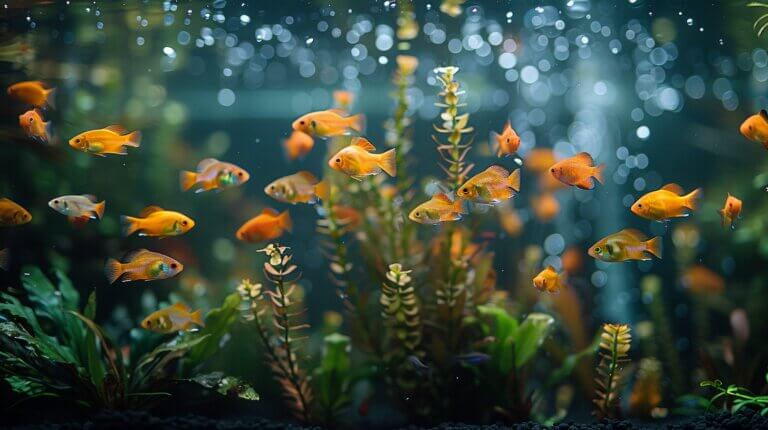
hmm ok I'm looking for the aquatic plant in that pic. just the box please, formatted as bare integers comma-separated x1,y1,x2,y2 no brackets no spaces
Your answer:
593,323,632,419
0,266,252,411
748,3,768,37
387,55,418,195
699,373,768,415
641,275,685,394
380,263,421,395
313,333,354,426
432,66,474,189
237,245,313,423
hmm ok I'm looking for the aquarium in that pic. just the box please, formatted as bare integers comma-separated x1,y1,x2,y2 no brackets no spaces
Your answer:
2,1,768,429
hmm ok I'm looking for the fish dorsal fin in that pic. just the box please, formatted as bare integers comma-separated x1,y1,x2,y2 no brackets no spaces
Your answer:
432,193,452,204
196,158,219,172
351,137,376,152
172,302,191,313
123,249,151,262
104,124,127,135
83,194,98,203
573,152,594,165
295,171,319,184
619,228,647,241
140,206,165,217
545,265,556,272
661,183,684,195
503,121,512,133
328,108,347,116
761,109,768,122
262,208,279,216
485,165,509,177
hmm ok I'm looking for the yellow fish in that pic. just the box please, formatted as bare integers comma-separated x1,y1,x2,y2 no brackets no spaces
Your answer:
328,137,396,180
457,165,520,204
48,195,105,221
179,158,250,193
141,303,204,334
265,171,326,204
69,125,141,157
630,184,701,221
7,80,55,109
739,110,768,150
105,249,183,284
589,229,662,262
0,248,9,271
292,109,363,137
550,152,604,190
0,198,32,226
121,206,195,238
533,266,565,294
19,109,52,143
408,193,465,225
718,193,742,229
283,130,315,161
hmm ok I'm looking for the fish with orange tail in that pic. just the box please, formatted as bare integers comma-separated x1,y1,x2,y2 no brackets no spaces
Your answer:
7,80,55,109
236,208,292,243
630,184,701,221
180,158,250,193
408,193,466,225
141,303,204,334
69,125,141,157
121,206,195,238
48,195,105,223
0,198,32,226
328,137,396,180
681,264,724,295
739,109,768,150
588,229,662,262
292,109,364,137
533,266,566,294
718,193,742,229
105,249,183,284
264,171,326,204
495,121,521,157
550,152,604,190
283,130,315,160
457,166,520,205
19,109,52,143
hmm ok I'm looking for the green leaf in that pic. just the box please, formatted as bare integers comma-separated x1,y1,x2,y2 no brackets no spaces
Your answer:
84,292,97,321
55,269,79,311
545,334,600,387
478,305,519,375
514,313,555,369
136,335,210,373
186,293,241,365
190,372,259,400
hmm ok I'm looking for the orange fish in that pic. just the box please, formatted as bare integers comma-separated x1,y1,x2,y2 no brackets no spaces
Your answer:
681,265,724,295
589,229,662,262
0,198,32,226
539,170,567,192
333,90,354,111
495,121,521,157
533,266,565,294
48,195,105,222
550,152,604,190
18,109,51,142
264,171,325,204
531,193,560,222
105,249,183,284
292,109,363,137
69,125,141,157
524,148,557,174
739,110,768,150
180,158,250,193
631,184,701,221
141,303,204,334
7,80,55,108
561,246,583,275
457,166,520,205
328,137,396,180
236,208,292,243
121,206,195,238
0,248,9,271
408,193,465,224
718,193,742,229
283,130,315,160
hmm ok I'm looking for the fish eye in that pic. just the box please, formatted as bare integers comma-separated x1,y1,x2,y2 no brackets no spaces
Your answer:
170,263,178,269
182,220,188,226
728,203,732,208
269,185,276,191
594,247,601,253
637,203,642,208
415,211,421,217
29,117,34,123
237,172,243,177
550,168,555,173
54,199,59,204
75,138,81,143
335,158,342,164
299,120,305,125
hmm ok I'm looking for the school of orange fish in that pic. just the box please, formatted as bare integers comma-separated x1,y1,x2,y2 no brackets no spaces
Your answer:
2,77,762,331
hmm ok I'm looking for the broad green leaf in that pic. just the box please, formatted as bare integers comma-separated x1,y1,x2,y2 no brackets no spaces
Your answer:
186,293,241,365
190,372,259,400
478,305,519,374
136,334,210,373
55,269,79,311
514,313,555,369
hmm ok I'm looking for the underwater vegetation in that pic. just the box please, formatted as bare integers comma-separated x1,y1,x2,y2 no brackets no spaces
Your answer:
2,1,768,429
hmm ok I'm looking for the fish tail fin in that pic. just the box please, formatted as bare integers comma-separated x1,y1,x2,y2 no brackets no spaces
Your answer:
508,168,521,192
179,171,198,192
191,309,205,327
0,248,9,271
349,113,365,133
683,188,702,210
378,148,397,177
121,215,139,236
645,236,663,259
45,87,56,110
124,131,142,148
94,201,106,219
593,163,605,185
105,259,123,284
314,180,329,201
279,210,293,233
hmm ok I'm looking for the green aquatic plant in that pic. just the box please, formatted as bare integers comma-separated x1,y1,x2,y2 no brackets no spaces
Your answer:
387,55,418,195
641,275,685,395
237,245,313,423
748,2,768,37
593,323,632,419
313,333,354,426
699,373,768,415
433,65,474,189
0,266,252,411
